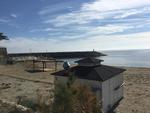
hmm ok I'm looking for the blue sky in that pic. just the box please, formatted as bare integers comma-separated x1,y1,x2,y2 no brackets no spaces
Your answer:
0,0,150,53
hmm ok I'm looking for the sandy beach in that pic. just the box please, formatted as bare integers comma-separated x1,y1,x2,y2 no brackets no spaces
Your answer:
117,67,150,113
0,63,150,113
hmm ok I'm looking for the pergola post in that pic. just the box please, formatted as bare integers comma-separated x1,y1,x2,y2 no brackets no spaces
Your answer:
33,60,35,71
42,61,44,72
55,61,57,71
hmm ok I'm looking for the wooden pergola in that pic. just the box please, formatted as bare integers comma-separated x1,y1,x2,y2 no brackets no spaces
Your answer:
32,59,63,72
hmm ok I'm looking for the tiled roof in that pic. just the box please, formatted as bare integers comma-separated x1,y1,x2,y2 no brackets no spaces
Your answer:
52,65,126,81
75,57,103,64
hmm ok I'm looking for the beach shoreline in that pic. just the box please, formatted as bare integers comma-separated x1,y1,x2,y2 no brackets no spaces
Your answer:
0,63,150,113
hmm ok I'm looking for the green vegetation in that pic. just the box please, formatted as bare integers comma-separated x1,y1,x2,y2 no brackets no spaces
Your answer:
52,74,101,113
17,97,36,112
15,74,101,113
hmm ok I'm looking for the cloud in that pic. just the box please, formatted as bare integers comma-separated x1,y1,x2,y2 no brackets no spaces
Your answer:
83,25,134,35
41,24,134,41
30,28,54,32
0,0,149,52
11,14,17,18
38,1,75,15
81,0,150,12
45,10,105,26
1,32,150,53
114,7,150,19
41,0,150,29
114,10,141,19
36,0,150,48
39,5,64,15
0,14,17,24
0,18,10,23
1,37,58,53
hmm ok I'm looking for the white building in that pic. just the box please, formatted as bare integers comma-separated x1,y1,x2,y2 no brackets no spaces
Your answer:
53,57,125,113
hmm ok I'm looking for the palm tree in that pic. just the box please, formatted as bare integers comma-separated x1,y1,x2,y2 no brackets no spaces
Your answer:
0,33,9,41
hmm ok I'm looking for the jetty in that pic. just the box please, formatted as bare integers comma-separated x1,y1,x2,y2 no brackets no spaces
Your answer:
8,51,106,59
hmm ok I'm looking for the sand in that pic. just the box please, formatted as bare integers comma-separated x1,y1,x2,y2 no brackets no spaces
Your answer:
0,63,150,113
116,67,150,113
0,62,56,104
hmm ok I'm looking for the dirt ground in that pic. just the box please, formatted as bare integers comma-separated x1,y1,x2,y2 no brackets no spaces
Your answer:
0,62,58,104
0,63,150,113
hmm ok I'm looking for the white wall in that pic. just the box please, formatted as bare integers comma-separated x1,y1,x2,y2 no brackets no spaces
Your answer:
102,74,123,113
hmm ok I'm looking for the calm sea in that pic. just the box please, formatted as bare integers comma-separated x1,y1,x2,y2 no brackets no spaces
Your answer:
61,49,150,68
101,49,150,68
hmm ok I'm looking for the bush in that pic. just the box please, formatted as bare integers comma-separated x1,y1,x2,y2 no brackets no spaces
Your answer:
36,89,53,113
17,97,36,112
72,85,101,113
52,74,101,113
52,83,74,113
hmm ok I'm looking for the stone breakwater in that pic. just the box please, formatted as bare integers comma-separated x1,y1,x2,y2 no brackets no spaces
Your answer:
8,51,105,59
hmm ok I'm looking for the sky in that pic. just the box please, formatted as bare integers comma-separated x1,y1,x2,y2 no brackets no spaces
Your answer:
0,0,150,53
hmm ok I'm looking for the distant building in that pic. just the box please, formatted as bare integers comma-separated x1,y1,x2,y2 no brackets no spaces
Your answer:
0,47,7,64
0,33,9,64
53,57,126,113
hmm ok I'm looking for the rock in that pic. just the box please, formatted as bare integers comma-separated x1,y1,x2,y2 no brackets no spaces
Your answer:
0,99,34,113
1,83,11,89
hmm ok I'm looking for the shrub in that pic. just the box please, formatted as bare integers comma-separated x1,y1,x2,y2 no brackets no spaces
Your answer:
52,83,74,113
72,85,101,113
52,74,102,113
17,97,36,112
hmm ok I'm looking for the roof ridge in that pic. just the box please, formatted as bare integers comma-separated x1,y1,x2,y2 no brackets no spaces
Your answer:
92,68,103,80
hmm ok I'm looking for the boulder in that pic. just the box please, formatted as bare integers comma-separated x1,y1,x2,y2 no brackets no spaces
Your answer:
0,99,33,113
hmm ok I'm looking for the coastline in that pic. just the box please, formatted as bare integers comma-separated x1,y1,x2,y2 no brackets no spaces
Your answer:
0,63,150,113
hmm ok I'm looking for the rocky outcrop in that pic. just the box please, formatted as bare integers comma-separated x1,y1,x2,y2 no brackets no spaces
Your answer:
0,99,33,113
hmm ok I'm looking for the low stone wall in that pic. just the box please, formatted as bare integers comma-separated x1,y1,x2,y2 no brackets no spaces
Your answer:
0,56,7,64
0,47,7,56
0,47,7,64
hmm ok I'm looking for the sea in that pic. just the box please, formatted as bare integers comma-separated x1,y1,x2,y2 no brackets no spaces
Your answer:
61,49,150,68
